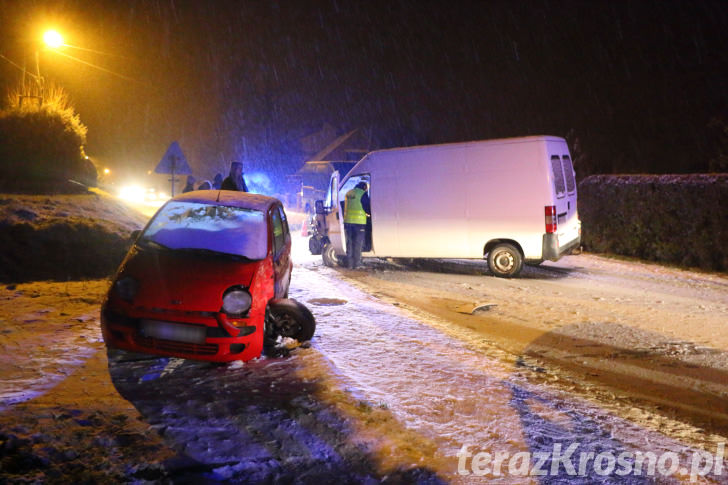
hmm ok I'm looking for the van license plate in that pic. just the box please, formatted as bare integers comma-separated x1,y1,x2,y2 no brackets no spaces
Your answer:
139,320,206,344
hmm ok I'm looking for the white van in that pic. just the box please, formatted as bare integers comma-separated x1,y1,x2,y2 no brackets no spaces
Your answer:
313,135,581,277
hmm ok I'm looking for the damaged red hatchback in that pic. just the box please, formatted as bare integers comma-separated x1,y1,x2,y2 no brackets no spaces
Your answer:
101,191,315,362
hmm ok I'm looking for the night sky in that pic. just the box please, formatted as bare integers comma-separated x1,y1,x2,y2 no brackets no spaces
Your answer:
1,0,727,189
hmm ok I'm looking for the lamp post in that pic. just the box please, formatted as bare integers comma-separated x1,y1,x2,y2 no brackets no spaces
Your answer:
20,29,64,107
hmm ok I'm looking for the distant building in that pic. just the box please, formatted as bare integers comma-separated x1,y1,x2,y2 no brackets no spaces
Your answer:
290,125,372,210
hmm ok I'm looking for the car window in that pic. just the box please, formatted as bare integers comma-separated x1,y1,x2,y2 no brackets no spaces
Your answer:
562,155,576,194
278,206,291,244
271,208,284,257
325,173,339,209
338,174,370,203
551,156,566,198
142,201,268,260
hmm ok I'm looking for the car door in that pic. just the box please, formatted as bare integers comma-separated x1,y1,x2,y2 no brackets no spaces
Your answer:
325,171,346,253
270,205,291,298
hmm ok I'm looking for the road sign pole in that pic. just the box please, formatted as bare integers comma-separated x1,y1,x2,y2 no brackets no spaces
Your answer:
155,142,191,196
170,156,177,196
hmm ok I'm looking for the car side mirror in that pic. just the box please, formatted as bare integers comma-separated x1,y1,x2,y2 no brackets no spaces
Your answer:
130,229,141,241
315,200,325,214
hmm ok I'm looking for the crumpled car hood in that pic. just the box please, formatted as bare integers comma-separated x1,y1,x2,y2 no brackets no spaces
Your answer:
119,246,263,312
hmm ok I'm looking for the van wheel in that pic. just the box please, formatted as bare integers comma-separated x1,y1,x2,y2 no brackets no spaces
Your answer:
266,299,316,342
309,236,323,255
322,243,338,267
487,243,523,278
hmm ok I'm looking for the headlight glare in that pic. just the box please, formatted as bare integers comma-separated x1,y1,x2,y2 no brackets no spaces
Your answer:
222,289,252,315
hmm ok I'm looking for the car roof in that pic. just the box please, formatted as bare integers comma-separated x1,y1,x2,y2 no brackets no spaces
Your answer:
172,190,281,212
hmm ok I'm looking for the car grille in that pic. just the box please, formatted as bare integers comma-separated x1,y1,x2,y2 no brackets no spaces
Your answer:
133,335,219,355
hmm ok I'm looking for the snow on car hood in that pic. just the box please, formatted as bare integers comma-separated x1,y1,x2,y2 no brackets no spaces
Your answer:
119,246,262,312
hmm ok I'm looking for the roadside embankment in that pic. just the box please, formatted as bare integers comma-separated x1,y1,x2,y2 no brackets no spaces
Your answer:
578,174,728,272
0,190,147,282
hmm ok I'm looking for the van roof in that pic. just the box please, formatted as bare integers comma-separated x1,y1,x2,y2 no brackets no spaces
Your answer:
368,135,566,157
172,190,280,212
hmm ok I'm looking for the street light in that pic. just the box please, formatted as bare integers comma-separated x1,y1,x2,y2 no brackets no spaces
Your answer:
42,30,64,49
18,29,65,107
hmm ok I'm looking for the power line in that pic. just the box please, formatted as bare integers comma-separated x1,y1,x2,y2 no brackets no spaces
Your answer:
0,53,39,81
62,44,133,60
51,50,148,85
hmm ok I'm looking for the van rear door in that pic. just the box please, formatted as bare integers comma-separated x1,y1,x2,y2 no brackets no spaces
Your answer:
548,152,581,256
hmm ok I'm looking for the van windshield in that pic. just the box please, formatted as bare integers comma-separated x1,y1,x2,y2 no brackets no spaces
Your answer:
338,174,371,203
140,201,268,260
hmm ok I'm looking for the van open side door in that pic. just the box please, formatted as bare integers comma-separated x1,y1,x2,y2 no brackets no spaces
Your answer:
324,171,346,254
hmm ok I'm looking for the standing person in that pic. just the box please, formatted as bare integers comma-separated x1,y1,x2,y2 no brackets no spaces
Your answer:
197,180,212,190
182,175,196,193
343,181,370,269
221,162,248,192
212,173,223,190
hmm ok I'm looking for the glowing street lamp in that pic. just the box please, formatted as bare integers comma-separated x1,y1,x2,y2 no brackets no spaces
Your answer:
42,30,64,49
19,29,65,105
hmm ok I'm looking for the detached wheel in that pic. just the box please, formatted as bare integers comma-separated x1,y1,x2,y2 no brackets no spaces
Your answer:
266,299,316,342
487,243,523,278
322,242,338,267
309,236,323,255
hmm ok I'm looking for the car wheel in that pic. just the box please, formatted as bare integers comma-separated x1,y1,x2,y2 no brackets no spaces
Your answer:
322,242,338,267
266,298,316,342
487,243,523,278
309,236,323,255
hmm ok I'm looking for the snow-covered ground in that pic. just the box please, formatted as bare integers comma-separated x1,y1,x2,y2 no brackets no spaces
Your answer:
299,238,728,441
289,238,728,483
1,233,727,483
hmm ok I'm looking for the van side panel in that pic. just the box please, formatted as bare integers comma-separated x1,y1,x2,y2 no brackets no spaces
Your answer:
464,142,551,260
385,147,470,257
371,141,551,259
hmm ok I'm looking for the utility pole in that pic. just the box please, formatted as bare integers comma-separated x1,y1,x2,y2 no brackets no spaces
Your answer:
18,48,43,108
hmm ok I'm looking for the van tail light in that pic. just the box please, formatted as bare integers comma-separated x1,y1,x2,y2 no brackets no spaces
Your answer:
545,205,557,233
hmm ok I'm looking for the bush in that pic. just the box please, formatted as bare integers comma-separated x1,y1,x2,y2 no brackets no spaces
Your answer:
0,85,92,193
578,174,728,272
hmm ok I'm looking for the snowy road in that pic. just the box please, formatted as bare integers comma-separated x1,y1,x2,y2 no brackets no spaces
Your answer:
302,241,728,441
287,246,728,483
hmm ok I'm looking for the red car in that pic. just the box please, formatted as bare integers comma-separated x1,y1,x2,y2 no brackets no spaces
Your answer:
101,191,315,362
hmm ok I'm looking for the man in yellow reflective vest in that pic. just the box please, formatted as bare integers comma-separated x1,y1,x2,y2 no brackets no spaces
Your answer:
343,181,370,269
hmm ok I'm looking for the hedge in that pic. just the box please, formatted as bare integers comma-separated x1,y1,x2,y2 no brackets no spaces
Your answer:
577,174,728,272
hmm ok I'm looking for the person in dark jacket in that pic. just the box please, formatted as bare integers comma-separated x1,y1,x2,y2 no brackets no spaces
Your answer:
182,175,196,193
212,173,223,190
221,162,248,192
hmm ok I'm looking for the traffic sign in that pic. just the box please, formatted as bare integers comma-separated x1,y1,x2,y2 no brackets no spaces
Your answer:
155,141,192,196
155,141,192,175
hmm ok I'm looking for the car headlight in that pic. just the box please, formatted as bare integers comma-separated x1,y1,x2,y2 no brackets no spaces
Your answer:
222,288,252,315
114,276,139,302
